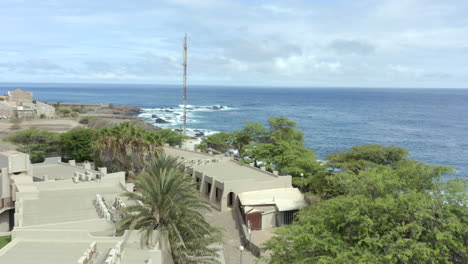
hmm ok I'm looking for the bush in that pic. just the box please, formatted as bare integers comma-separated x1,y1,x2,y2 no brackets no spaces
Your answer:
79,116,95,124
71,106,88,113
57,108,71,117
61,128,97,162
150,129,186,146
198,143,208,152
71,112,79,118
5,129,61,163
40,113,46,119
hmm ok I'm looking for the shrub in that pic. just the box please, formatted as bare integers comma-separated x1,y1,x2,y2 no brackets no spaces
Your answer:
79,116,95,124
5,129,61,163
61,128,97,162
40,113,46,119
57,108,71,116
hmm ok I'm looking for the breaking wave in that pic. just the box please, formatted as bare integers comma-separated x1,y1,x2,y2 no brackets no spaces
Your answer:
138,104,234,137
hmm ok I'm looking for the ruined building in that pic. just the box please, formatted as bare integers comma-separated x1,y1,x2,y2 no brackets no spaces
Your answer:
0,89,55,119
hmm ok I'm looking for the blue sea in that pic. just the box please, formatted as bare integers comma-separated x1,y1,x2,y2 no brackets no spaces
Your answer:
1,83,466,180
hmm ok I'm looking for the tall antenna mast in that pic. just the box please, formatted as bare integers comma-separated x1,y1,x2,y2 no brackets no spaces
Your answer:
182,34,188,136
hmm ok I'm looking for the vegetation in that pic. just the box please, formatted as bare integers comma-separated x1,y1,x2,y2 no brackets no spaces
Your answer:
79,116,97,124
263,145,468,264
204,132,232,153
117,155,221,263
204,117,323,182
56,108,71,117
151,128,186,146
95,122,161,175
5,129,61,163
71,105,88,113
60,128,97,162
0,235,11,249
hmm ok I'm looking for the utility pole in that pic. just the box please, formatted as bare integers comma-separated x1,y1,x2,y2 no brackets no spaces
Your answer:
182,34,188,136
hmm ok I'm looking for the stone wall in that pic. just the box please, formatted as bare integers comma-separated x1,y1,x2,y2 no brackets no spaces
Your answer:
0,104,14,118
7,89,32,104
35,101,56,118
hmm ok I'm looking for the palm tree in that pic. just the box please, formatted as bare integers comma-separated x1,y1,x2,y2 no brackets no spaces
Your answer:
95,122,161,175
117,154,221,264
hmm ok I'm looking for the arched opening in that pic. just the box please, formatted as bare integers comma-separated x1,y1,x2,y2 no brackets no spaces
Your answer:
227,192,235,208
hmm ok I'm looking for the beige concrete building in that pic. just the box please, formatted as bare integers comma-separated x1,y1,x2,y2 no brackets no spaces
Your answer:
0,151,171,264
0,89,55,118
164,146,306,227
238,188,306,230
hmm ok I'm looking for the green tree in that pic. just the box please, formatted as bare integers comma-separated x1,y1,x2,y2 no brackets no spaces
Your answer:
56,108,71,117
264,145,467,263
264,189,468,264
239,117,322,188
203,132,232,153
312,145,452,197
4,129,61,163
60,128,97,162
267,117,304,144
151,129,186,146
95,122,161,175
117,155,221,263
326,144,410,174
231,121,266,158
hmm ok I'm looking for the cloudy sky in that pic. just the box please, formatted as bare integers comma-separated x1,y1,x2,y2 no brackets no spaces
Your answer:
0,0,467,88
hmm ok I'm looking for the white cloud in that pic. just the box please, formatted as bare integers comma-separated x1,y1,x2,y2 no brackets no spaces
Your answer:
274,55,341,76
0,0,466,87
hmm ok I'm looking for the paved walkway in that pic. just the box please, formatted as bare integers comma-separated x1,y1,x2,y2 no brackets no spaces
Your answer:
202,209,259,264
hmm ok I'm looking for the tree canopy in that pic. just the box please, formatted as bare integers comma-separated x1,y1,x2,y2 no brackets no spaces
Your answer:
60,128,97,162
264,145,467,264
204,117,323,184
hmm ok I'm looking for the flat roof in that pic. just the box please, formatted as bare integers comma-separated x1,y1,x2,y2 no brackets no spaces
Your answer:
192,159,279,182
22,184,122,227
164,146,280,183
33,163,87,180
164,146,216,160
0,241,115,264
238,188,307,211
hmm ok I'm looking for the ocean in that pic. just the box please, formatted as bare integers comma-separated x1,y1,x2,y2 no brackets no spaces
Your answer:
1,83,466,180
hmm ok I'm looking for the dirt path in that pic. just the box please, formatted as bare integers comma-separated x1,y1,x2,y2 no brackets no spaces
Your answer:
202,209,259,264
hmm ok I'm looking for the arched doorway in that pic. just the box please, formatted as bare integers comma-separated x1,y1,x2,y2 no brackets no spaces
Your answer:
227,192,235,208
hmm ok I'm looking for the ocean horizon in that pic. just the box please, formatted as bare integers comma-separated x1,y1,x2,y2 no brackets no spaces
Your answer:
0,82,466,180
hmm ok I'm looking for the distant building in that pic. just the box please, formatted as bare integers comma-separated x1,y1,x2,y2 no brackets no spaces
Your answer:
0,88,55,119
7,89,33,104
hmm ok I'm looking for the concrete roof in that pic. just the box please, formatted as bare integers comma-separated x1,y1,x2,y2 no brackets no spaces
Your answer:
33,163,86,180
0,241,115,264
22,184,121,227
164,146,217,160
238,188,307,211
164,147,281,183
192,159,279,182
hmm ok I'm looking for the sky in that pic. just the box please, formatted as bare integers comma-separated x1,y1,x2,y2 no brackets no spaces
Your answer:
0,0,467,88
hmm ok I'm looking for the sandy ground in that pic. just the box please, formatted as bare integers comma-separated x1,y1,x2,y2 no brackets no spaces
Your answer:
0,118,82,151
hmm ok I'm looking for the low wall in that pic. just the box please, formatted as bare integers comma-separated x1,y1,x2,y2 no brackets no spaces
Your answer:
234,205,261,257
12,228,126,242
